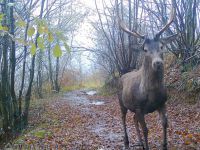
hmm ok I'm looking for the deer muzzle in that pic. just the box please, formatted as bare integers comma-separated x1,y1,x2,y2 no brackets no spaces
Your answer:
152,56,163,71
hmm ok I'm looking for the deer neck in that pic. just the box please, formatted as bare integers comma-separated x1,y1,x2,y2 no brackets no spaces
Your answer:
140,56,164,93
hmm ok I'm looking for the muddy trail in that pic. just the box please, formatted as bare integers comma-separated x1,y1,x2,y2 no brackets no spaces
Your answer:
11,90,200,150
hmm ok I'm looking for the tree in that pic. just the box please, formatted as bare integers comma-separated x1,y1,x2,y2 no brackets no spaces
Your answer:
0,0,87,143
93,0,145,76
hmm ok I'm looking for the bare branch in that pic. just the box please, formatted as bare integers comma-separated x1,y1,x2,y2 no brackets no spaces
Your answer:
155,0,176,38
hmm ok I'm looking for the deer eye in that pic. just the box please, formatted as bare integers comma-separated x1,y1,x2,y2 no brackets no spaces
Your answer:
160,46,163,50
144,49,148,52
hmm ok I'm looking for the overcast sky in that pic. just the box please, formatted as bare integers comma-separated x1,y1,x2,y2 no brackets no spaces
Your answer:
34,0,106,74
72,0,105,74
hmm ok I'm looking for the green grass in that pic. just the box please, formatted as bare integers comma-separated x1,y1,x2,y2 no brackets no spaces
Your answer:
62,84,83,92
82,80,103,89
62,80,103,92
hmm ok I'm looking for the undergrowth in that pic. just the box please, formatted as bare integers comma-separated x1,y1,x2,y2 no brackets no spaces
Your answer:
1,93,60,149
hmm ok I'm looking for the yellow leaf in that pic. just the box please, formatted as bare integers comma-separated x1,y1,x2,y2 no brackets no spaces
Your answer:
0,25,8,31
37,37,45,50
53,44,62,57
187,134,193,138
16,20,26,27
2,26,9,31
44,26,48,33
48,32,54,42
184,140,191,145
27,27,35,37
0,13,5,21
38,25,48,34
30,43,36,56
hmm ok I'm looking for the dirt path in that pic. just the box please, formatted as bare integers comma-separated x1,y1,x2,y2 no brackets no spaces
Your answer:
61,90,125,149
12,90,200,150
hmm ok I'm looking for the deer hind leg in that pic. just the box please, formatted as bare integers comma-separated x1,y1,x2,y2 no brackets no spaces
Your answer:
158,105,168,150
136,110,149,150
121,107,129,149
134,114,144,148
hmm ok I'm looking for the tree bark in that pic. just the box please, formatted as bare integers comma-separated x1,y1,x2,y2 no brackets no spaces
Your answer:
37,50,43,98
9,0,19,130
1,0,11,136
18,0,33,130
54,57,60,92
23,0,46,126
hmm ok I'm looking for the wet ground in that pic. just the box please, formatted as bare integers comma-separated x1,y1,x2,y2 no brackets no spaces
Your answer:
11,90,200,150
61,90,125,149
59,90,200,150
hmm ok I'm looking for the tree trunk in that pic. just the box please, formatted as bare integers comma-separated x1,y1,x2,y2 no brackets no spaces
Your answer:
54,57,60,92
18,0,33,130
1,34,10,134
48,45,55,90
37,50,43,98
9,0,19,130
0,0,11,137
23,0,46,127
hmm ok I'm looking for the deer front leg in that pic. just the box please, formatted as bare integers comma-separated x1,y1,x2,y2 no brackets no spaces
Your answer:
136,110,149,150
118,92,129,149
158,105,168,150
134,115,144,148
120,105,129,149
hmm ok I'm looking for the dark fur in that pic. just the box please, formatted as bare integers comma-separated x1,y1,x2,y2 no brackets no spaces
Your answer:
118,45,168,150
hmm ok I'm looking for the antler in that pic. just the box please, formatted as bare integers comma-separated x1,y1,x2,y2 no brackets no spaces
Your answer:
155,0,176,38
118,18,145,39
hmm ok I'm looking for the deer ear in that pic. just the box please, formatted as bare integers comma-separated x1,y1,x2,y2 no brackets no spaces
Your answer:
160,34,178,45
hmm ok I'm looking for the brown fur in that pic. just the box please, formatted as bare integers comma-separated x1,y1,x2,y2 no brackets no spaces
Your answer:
119,55,167,113
118,52,168,150
118,6,176,148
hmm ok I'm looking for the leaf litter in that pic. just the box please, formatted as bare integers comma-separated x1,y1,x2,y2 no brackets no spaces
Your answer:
13,90,200,150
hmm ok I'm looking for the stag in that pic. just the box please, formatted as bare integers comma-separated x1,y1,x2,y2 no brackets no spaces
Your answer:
118,2,177,150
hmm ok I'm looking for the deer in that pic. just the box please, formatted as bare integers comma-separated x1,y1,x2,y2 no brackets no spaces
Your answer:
117,2,177,150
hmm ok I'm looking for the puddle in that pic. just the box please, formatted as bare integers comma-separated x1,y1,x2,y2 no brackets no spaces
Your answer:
90,101,105,105
91,120,123,143
86,90,97,96
63,91,104,106
63,92,90,105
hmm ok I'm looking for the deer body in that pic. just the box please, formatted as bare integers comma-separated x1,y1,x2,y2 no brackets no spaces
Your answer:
118,39,170,150
119,58,167,114
117,2,177,149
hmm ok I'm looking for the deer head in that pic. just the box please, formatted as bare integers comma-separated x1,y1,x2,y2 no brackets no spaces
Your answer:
119,2,177,71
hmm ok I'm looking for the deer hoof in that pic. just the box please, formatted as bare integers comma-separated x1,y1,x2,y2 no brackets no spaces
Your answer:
124,137,129,149
163,147,167,150
124,142,129,149
163,143,167,150
124,143,129,149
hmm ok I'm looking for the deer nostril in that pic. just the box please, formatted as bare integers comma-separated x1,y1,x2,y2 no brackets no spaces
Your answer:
153,61,163,70
155,61,163,66
156,61,163,66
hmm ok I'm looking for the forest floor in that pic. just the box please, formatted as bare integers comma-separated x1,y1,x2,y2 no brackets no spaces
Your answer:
7,90,200,150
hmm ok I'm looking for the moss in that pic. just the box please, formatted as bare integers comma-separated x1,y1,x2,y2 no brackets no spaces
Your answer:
33,130,46,139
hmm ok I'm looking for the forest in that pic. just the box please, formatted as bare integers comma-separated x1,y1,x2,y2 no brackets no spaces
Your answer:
0,0,200,149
